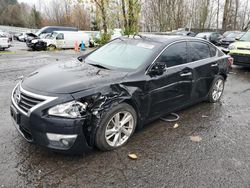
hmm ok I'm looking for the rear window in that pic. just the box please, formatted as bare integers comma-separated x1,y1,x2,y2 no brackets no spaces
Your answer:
189,41,211,62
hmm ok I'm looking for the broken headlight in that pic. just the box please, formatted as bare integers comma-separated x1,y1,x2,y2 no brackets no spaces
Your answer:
48,101,88,118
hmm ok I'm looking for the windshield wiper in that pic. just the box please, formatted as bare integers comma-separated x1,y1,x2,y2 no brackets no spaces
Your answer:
89,63,110,70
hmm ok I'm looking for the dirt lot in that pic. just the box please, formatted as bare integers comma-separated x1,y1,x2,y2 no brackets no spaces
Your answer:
0,41,250,187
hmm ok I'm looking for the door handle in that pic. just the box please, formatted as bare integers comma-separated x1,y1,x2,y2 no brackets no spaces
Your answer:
211,63,218,67
180,72,192,77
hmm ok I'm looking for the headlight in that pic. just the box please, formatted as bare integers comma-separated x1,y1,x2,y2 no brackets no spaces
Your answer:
48,101,88,118
228,44,236,50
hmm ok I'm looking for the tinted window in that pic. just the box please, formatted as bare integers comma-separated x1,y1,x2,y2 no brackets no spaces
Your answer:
189,42,211,62
209,44,217,57
157,42,187,67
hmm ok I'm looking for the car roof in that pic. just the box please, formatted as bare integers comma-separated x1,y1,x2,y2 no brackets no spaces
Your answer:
120,35,206,45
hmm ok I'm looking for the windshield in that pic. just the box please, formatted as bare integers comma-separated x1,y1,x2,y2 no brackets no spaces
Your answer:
48,32,58,39
239,32,250,41
85,39,156,70
227,33,239,38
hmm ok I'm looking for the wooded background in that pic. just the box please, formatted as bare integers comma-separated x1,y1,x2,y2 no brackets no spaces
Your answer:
0,0,249,34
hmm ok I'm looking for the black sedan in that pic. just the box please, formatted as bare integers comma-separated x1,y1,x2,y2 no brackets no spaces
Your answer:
10,35,230,154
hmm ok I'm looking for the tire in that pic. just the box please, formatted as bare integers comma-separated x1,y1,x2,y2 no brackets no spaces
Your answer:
95,103,137,151
47,44,56,51
207,75,225,103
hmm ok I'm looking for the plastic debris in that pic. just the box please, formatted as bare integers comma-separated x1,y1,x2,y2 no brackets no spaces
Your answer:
173,123,179,128
190,135,202,142
128,153,138,160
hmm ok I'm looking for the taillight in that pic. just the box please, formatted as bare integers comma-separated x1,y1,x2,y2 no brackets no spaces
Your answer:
228,57,233,66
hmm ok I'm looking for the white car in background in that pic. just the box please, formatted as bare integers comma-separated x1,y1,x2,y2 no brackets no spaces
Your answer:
17,32,28,42
111,28,123,40
0,33,11,50
31,31,90,50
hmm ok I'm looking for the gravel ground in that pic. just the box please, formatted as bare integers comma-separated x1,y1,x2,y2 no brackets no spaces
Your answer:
0,41,250,188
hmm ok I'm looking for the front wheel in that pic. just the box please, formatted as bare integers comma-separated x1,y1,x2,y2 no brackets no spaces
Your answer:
47,44,56,51
207,75,225,103
95,103,137,151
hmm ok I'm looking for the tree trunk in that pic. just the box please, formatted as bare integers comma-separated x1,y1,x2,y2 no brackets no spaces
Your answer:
216,0,220,30
233,0,239,29
222,0,230,30
121,0,127,30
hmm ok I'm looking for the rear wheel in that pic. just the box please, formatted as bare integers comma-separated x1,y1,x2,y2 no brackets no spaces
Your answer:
95,103,137,151
207,75,225,103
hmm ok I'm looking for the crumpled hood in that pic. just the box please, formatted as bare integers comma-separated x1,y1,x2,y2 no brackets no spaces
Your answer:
21,59,128,94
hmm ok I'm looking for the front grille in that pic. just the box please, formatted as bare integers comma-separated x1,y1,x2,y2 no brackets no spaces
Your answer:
237,47,250,51
231,54,250,65
13,85,45,113
19,92,45,112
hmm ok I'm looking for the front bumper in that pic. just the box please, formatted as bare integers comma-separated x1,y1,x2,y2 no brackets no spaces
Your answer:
26,41,47,51
10,86,92,154
230,53,250,67
0,44,10,48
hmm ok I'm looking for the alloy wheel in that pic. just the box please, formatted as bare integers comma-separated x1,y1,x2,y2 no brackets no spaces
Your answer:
212,79,224,101
105,111,134,147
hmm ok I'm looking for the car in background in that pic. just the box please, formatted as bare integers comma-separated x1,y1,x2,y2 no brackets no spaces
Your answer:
26,26,79,49
172,31,196,37
229,31,250,67
10,35,230,154
26,33,51,51
0,31,12,42
219,32,245,48
29,31,90,50
35,26,78,37
82,31,99,47
17,32,28,42
111,28,123,40
196,32,222,45
0,33,11,50
223,30,241,38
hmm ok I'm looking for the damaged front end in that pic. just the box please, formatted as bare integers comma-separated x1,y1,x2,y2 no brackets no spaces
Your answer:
71,83,140,148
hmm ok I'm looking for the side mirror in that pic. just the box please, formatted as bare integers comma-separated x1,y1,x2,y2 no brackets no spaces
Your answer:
149,62,166,76
235,36,240,41
77,56,83,62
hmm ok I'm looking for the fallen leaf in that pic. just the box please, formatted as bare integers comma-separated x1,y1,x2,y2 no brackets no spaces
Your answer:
173,123,179,128
190,135,202,142
128,153,138,160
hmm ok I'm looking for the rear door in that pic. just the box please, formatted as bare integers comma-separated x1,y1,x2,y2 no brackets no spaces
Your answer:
187,41,218,100
148,41,193,117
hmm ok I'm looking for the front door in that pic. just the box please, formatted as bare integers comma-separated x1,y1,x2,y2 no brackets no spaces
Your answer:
147,42,193,117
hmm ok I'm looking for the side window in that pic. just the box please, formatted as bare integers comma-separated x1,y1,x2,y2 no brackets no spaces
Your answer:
56,33,64,40
157,42,187,68
189,42,211,62
209,44,217,57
